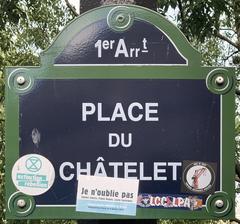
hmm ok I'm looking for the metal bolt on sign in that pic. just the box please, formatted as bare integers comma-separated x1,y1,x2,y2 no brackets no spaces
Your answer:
17,199,26,208
215,76,225,86
215,199,224,209
16,76,26,85
116,14,125,23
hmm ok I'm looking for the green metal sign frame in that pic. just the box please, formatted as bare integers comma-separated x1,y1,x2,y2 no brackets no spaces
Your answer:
5,5,235,220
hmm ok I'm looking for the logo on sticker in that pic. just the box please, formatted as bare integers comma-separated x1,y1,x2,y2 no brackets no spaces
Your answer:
25,156,42,172
12,154,55,196
137,194,202,210
182,161,215,193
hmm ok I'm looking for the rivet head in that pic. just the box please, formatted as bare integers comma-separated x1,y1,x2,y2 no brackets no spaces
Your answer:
116,14,125,23
215,76,225,86
215,199,224,209
16,76,26,85
17,199,26,208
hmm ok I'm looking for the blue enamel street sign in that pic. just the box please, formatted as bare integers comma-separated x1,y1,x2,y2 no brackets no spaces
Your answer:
5,5,235,219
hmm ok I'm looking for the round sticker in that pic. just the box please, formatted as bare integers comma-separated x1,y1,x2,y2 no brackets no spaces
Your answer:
12,154,55,196
183,162,215,193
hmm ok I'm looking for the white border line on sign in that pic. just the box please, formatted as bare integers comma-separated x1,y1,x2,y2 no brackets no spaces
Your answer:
220,95,222,191
54,63,188,67
36,205,75,207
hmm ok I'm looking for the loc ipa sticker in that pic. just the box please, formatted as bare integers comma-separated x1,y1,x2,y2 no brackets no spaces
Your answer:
11,154,55,196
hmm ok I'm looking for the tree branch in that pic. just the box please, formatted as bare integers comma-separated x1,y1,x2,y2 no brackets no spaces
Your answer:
177,0,184,24
231,218,240,224
224,50,239,61
177,0,189,40
215,32,240,50
236,160,240,180
65,0,79,17
236,176,240,183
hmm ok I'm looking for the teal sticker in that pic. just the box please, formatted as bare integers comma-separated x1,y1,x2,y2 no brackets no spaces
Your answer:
12,154,55,196
16,173,48,189
76,199,137,216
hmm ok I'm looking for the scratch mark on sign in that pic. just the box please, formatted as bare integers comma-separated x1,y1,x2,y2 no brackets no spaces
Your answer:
32,128,41,148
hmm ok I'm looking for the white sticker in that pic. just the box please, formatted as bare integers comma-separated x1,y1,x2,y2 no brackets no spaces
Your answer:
76,175,139,216
11,154,55,196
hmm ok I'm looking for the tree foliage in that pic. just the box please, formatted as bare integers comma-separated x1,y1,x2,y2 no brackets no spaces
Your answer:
158,0,230,40
0,0,74,72
157,0,240,66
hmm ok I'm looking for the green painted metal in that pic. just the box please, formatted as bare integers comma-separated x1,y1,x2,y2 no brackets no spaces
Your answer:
5,4,235,220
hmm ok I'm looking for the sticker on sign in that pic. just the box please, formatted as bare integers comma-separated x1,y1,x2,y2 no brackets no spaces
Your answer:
11,154,55,196
76,175,139,216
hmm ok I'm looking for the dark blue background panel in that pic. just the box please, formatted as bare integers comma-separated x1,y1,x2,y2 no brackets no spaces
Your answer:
19,79,220,205
54,20,187,65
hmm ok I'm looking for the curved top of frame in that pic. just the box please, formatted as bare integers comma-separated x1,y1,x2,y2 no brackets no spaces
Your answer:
40,5,202,67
